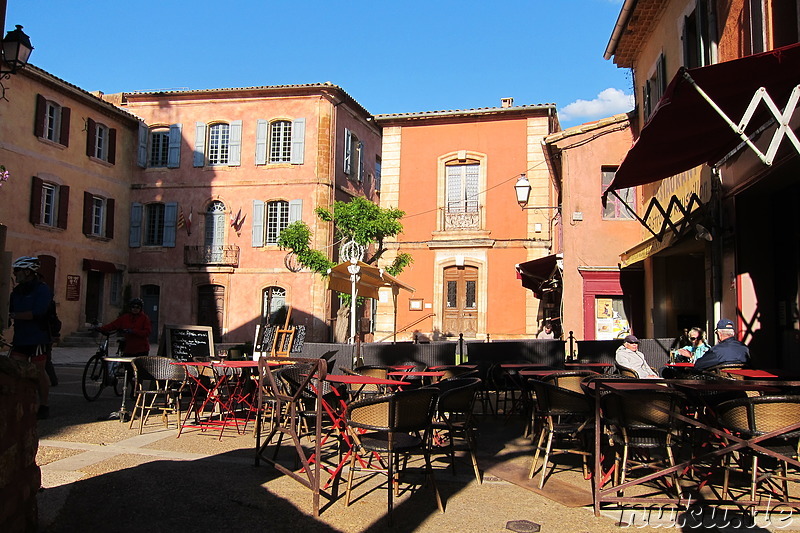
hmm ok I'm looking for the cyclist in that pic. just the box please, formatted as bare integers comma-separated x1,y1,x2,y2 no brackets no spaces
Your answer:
8,256,54,419
94,298,152,360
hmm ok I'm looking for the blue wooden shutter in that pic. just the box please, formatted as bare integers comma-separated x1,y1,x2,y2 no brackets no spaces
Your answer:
252,200,265,247
255,120,268,165
290,118,305,164
129,202,143,247
288,199,303,223
164,202,178,247
343,128,352,175
228,120,242,166
193,122,206,167
167,124,182,168
137,122,147,168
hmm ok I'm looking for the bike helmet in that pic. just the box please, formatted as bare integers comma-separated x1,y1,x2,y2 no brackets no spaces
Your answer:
129,298,144,307
12,256,40,272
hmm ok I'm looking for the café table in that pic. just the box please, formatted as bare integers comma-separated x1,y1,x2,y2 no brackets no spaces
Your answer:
103,356,135,422
722,368,799,379
387,370,444,386
565,362,612,370
428,364,478,370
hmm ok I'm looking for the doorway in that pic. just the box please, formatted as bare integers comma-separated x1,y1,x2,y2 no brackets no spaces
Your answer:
142,284,160,343
205,200,226,262
198,284,224,341
84,271,103,323
442,266,478,337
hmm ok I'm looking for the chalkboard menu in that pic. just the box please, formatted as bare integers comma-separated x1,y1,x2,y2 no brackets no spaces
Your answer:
159,324,215,362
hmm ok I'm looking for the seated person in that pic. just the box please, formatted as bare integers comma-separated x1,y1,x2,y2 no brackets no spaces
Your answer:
615,335,658,379
537,320,555,339
693,318,750,371
675,327,710,363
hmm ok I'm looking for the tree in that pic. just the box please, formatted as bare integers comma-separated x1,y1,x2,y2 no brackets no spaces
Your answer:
278,196,413,341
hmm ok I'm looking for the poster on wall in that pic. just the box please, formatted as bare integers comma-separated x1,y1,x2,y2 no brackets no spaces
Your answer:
66,275,80,301
595,297,630,340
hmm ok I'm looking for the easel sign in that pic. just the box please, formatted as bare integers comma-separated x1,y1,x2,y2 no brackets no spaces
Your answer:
252,306,296,360
159,324,215,362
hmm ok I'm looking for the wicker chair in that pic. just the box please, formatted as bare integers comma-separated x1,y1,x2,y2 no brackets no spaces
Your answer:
129,356,186,434
600,389,686,495
428,377,482,482
615,364,639,379
705,362,749,380
528,381,595,489
715,395,800,502
345,387,444,526
352,365,394,395
274,363,319,437
542,370,599,394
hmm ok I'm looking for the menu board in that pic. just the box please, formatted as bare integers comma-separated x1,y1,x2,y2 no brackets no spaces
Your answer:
159,324,215,362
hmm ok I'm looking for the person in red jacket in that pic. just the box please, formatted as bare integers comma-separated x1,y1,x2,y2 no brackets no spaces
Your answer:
95,298,152,357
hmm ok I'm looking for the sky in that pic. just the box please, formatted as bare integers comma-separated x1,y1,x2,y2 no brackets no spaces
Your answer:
5,0,634,129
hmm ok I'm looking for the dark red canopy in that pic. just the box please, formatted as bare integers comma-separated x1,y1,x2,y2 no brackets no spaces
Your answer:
606,42,800,193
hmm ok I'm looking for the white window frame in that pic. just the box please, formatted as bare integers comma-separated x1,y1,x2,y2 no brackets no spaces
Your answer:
90,195,107,236
149,128,170,167
41,183,58,227
269,120,292,163
266,200,290,244
446,163,480,213
601,167,635,220
45,101,62,143
207,123,230,165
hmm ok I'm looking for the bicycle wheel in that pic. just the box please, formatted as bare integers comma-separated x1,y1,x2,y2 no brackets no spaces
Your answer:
82,353,106,401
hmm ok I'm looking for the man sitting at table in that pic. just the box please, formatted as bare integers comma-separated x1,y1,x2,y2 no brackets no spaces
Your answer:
615,335,659,379
693,318,750,371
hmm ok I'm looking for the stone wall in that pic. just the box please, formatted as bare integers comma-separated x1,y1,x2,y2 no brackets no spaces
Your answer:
0,357,40,533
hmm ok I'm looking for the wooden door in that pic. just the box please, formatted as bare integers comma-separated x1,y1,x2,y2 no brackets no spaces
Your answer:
197,284,224,341
442,266,478,337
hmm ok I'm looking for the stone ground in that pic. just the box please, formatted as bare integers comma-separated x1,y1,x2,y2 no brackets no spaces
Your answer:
32,346,800,532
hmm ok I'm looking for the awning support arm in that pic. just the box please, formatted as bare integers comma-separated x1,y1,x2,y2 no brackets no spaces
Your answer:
608,189,660,240
683,70,800,166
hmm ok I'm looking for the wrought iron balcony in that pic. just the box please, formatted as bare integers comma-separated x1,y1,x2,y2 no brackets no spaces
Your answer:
184,245,240,267
441,205,482,231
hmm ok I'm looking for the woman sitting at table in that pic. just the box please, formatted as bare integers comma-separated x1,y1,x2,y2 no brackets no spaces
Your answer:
675,327,710,363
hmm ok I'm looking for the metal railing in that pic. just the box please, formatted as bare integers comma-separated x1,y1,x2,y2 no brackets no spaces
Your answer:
441,205,482,230
184,245,240,267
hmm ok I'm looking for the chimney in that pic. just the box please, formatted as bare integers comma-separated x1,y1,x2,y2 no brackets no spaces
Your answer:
501,97,514,108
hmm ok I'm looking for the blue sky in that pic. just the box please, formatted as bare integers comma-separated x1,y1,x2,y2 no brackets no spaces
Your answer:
6,0,633,129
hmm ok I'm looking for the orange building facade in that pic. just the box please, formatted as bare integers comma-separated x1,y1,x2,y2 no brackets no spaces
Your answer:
374,102,559,341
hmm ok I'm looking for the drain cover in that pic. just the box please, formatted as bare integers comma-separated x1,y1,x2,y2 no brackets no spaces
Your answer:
505,520,541,533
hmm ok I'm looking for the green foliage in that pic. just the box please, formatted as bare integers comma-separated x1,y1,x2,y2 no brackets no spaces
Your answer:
277,221,335,275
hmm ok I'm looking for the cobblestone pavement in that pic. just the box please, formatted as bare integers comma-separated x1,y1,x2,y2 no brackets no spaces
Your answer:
34,347,795,532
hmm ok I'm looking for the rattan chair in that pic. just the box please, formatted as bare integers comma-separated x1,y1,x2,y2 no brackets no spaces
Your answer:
542,370,599,394
345,387,444,526
600,388,686,496
129,356,186,434
615,363,639,379
716,395,800,502
428,377,482,482
528,380,595,489
352,365,393,395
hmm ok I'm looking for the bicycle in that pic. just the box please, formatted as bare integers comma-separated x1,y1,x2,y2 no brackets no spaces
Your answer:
82,330,126,401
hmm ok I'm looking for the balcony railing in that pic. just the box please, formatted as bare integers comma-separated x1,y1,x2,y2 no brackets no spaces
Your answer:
184,245,240,267
441,205,482,231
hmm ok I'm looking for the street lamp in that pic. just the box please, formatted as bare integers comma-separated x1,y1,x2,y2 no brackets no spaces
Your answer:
1,25,34,78
514,173,560,211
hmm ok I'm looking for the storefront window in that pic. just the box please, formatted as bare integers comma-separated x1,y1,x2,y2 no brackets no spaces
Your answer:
595,296,630,340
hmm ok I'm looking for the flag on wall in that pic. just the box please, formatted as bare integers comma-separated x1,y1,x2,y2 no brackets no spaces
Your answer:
186,207,193,236
177,207,186,229
230,208,246,235
178,206,193,236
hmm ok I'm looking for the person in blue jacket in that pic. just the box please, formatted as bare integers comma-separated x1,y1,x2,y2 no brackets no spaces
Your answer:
8,256,54,419
693,318,750,371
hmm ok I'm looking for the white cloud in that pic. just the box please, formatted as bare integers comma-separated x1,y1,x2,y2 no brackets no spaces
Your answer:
559,88,634,123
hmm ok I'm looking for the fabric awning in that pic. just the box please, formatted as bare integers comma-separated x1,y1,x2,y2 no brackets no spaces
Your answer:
516,254,562,294
327,261,415,300
606,42,800,194
82,259,121,273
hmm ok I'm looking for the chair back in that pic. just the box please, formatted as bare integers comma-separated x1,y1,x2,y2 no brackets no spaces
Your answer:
601,389,684,431
433,377,481,416
542,370,598,393
615,364,638,379
131,356,186,384
530,380,593,417
275,363,317,399
438,366,479,381
716,395,800,437
347,388,437,434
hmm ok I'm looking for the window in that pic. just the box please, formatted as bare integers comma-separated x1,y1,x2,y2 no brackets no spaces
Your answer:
34,94,70,146
643,54,667,121
375,156,382,191
683,0,713,69
82,192,115,238
266,201,290,244
149,129,170,167
129,202,178,248
446,163,480,213
110,272,123,306
86,118,116,164
251,199,303,247
745,0,766,54
344,128,364,181
270,121,292,163
30,176,69,229
194,121,242,167
602,167,635,220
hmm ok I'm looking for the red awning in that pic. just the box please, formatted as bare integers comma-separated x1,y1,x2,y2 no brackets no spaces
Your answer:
606,42,800,193
82,259,120,273
516,254,561,294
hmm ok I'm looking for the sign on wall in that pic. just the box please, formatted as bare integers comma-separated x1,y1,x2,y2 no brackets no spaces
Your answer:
66,275,81,301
